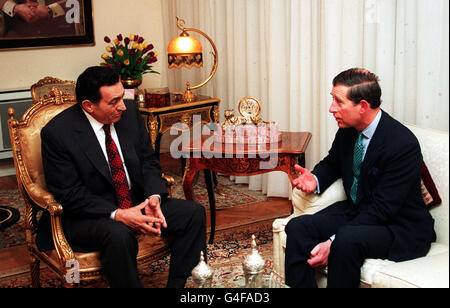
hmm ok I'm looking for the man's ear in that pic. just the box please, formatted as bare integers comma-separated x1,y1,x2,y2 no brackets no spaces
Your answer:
81,100,94,113
359,100,370,114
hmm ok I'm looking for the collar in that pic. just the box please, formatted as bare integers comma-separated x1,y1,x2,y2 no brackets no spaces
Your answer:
362,109,382,139
82,109,108,134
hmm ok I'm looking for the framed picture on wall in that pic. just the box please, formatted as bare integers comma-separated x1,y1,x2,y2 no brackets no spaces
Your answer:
0,0,94,50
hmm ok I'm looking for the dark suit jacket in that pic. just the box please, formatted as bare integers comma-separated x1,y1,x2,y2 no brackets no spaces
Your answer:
36,101,167,251
312,111,435,262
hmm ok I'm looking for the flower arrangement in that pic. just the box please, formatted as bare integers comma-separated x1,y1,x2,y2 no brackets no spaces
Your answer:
101,34,159,80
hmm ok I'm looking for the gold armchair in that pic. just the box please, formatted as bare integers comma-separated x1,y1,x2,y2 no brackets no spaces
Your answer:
30,76,76,104
8,85,173,287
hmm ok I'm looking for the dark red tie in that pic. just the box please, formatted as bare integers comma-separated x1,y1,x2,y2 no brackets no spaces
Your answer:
103,124,132,209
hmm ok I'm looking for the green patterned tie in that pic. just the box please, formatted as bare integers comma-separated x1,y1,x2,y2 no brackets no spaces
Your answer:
350,131,364,203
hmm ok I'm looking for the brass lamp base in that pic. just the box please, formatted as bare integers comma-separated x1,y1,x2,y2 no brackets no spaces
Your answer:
181,81,197,103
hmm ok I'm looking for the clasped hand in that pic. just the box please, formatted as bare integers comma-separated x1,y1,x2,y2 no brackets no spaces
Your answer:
13,2,49,23
114,197,167,236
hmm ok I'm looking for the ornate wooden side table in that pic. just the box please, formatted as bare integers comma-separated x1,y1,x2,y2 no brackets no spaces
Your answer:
139,94,220,159
181,131,312,243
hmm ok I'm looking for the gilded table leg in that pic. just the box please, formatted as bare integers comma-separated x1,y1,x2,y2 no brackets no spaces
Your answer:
182,160,197,201
148,114,159,151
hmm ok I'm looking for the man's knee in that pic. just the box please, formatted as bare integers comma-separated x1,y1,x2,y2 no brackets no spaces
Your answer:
185,200,206,225
285,215,313,237
101,221,138,252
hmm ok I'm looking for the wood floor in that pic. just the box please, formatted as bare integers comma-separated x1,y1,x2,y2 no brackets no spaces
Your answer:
0,155,292,280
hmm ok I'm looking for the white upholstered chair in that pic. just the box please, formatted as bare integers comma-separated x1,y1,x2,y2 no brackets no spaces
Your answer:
272,124,449,288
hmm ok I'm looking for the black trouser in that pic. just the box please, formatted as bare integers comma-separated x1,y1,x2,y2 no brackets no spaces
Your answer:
284,200,393,288
70,198,207,288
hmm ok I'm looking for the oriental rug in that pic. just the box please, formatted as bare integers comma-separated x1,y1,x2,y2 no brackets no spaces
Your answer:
0,220,276,288
0,168,268,249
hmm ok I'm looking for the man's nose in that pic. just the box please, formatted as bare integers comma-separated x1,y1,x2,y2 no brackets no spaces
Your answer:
329,101,338,113
117,100,127,111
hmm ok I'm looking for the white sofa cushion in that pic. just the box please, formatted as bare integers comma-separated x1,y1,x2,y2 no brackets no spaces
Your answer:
372,252,449,288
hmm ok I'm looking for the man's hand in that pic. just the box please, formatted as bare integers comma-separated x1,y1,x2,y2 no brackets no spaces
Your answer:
307,240,332,268
114,199,164,236
13,2,39,22
31,4,51,19
144,195,167,235
292,164,317,194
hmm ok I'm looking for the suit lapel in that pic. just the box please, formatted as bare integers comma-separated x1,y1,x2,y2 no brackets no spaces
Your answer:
72,106,113,185
357,111,390,202
361,111,389,171
343,128,359,192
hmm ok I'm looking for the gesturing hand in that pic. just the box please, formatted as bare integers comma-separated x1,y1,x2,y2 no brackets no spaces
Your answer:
114,200,164,236
292,164,317,194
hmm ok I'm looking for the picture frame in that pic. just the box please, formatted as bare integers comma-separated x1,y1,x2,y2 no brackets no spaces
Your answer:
0,0,94,50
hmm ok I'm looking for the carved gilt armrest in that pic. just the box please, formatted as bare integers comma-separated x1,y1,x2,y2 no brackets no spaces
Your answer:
161,173,175,198
22,181,75,262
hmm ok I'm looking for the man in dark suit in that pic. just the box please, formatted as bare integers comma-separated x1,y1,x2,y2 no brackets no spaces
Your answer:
284,68,436,288
36,66,207,288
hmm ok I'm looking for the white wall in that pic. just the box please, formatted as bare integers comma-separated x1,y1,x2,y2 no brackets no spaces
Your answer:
0,0,167,91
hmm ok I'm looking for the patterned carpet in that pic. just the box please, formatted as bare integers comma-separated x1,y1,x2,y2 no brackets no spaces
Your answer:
0,168,268,249
0,154,283,288
0,220,276,288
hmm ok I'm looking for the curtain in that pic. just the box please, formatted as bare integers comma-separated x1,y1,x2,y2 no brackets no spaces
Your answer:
161,0,449,198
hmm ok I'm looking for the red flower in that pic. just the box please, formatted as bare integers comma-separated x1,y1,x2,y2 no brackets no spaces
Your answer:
117,34,123,41
104,36,111,43
146,57,157,64
124,37,130,45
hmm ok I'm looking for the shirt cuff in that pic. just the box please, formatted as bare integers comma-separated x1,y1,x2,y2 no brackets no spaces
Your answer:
110,209,117,220
2,0,17,17
48,2,65,18
313,174,320,194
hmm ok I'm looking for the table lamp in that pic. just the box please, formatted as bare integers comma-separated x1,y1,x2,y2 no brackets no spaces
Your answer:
167,17,218,103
